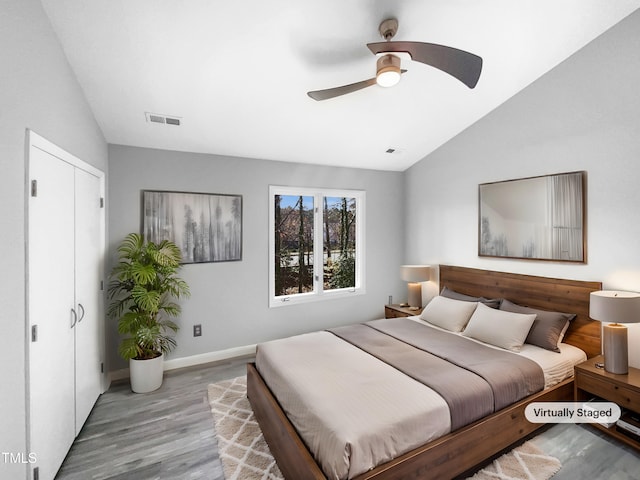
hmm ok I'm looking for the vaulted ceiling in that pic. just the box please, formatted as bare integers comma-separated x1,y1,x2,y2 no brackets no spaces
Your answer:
40,1,640,171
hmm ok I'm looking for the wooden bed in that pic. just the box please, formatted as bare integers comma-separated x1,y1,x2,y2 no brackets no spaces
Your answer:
247,265,602,480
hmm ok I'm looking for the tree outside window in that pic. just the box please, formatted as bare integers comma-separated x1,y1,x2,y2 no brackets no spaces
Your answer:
270,187,364,306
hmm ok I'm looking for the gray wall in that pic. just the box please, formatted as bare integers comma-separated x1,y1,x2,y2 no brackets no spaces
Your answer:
0,0,107,478
404,10,640,366
107,145,405,370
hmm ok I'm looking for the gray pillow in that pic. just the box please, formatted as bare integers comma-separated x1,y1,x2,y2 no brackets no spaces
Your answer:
440,286,502,309
499,299,576,352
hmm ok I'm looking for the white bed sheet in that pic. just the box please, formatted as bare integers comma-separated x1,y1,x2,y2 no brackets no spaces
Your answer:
256,319,586,480
405,315,587,388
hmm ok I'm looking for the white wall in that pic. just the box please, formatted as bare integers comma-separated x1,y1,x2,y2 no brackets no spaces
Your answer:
405,10,640,367
107,145,405,371
0,0,107,478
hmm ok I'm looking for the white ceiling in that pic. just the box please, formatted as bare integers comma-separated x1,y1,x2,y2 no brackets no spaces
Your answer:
40,0,640,171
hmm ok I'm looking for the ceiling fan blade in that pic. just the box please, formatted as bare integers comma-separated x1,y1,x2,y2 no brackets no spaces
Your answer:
307,77,378,101
307,70,407,101
367,41,482,88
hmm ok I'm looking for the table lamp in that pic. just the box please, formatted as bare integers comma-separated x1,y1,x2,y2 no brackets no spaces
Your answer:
589,290,640,374
400,265,430,310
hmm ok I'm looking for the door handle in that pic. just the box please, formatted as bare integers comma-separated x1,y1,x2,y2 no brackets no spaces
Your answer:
78,303,85,322
71,307,78,329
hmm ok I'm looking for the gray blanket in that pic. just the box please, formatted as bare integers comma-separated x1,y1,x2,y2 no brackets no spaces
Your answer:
328,318,544,430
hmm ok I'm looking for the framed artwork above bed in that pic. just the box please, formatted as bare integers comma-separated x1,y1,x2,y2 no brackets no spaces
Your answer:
478,171,586,263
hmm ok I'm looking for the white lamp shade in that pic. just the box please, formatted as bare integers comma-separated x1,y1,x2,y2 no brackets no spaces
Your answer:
590,290,640,324
400,265,430,283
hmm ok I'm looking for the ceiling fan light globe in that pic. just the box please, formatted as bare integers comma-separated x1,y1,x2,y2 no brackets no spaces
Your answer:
376,54,401,87
376,70,401,87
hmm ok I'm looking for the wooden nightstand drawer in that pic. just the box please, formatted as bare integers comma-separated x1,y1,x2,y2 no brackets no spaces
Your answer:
385,306,403,318
384,304,424,318
577,372,640,410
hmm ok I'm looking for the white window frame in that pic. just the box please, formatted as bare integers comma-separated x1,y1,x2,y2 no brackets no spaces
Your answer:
269,185,365,307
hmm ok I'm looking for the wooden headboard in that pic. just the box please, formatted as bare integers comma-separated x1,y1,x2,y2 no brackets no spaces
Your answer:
439,265,602,358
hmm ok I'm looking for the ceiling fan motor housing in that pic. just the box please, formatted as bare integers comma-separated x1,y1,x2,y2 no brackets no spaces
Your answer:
379,18,399,40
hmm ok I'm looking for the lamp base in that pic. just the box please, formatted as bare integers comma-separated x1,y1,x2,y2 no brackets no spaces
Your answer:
407,283,422,309
603,323,628,374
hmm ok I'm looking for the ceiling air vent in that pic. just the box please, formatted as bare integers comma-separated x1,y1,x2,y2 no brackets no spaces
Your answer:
385,147,404,155
145,112,181,126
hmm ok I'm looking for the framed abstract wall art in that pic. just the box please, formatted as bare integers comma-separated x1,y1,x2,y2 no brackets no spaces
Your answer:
142,190,242,264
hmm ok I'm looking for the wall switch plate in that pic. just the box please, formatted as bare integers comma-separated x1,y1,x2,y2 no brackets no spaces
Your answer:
193,324,202,337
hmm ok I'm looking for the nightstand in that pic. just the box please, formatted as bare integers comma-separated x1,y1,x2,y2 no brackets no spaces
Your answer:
384,304,424,318
574,355,640,451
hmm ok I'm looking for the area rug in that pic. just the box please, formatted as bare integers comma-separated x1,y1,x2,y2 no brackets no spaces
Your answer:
208,376,561,480
467,441,561,480
208,376,283,479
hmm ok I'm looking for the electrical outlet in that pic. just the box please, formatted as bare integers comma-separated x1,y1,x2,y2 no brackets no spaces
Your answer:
193,324,202,337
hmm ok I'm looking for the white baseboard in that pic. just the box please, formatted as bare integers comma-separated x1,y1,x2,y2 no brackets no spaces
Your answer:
107,344,257,384
164,344,257,370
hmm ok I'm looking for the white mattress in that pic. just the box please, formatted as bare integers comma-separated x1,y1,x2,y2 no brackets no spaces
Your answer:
255,320,586,480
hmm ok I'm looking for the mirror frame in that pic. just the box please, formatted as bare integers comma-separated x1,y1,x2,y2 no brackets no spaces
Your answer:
478,171,586,263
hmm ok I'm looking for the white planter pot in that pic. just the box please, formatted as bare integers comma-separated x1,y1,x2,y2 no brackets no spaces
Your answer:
129,354,164,393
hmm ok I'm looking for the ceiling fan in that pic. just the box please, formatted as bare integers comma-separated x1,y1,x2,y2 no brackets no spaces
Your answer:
307,18,483,101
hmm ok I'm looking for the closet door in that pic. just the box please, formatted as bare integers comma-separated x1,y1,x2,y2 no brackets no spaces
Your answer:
74,167,103,433
28,131,105,480
28,146,77,480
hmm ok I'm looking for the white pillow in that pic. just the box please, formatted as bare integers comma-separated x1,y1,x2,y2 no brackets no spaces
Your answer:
419,296,478,332
462,302,536,352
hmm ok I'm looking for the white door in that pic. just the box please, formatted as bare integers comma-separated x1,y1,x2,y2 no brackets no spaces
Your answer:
28,146,77,480
74,167,103,434
28,131,105,480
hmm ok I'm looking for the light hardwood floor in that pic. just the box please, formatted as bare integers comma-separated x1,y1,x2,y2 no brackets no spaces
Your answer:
56,356,640,480
55,356,250,480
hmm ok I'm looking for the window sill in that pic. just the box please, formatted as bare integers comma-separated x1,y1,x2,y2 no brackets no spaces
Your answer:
269,287,365,308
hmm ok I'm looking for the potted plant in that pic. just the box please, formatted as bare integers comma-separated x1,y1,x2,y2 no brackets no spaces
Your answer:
108,233,190,393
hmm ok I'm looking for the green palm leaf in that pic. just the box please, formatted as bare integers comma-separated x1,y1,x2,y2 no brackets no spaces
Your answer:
131,286,161,312
151,240,182,267
129,262,156,285
108,233,188,360
118,233,144,258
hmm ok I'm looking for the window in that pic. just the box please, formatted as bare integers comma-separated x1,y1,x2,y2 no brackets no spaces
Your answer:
269,186,365,306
